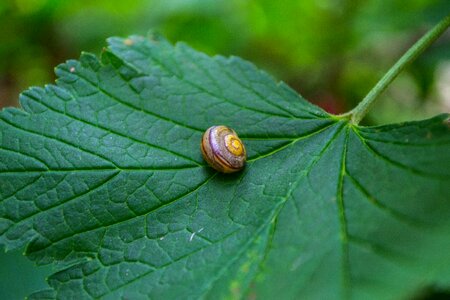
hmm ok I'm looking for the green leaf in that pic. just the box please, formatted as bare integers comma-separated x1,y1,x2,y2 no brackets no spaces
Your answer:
1,35,449,299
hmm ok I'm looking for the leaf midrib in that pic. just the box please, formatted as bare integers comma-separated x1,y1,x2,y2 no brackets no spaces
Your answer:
24,122,339,251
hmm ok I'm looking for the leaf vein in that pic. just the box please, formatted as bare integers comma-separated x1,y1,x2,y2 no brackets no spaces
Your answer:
131,43,298,120
25,91,202,166
29,172,217,256
351,127,448,179
337,127,350,299
0,116,117,169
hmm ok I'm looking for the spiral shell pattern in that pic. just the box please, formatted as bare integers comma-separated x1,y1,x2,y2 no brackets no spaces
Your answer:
200,126,246,173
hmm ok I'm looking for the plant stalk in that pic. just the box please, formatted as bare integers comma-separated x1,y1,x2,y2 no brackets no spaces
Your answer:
349,14,450,125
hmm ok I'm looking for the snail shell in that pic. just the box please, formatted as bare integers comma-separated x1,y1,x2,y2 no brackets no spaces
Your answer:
201,125,246,173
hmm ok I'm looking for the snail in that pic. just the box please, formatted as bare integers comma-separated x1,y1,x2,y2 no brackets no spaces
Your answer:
200,125,246,173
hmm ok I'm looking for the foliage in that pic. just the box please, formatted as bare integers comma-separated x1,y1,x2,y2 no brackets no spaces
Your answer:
1,34,449,299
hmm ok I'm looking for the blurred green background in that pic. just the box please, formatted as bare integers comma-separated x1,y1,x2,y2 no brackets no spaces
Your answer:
1,0,449,124
0,0,449,299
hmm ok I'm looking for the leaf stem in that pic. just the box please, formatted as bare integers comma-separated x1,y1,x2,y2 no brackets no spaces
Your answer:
348,14,450,125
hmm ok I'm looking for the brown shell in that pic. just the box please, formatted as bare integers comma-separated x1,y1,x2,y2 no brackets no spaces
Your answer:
200,125,246,173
